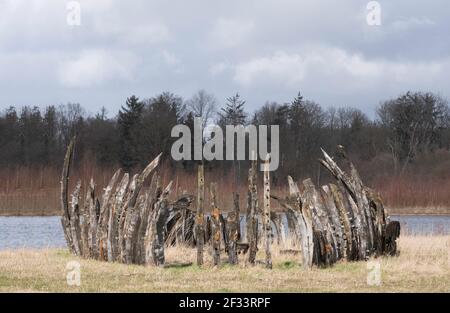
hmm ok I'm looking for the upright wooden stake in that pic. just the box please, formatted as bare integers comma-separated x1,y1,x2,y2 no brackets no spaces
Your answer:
322,185,346,260
330,183,353,260
227,193,239,265
80,184,90,258
61,137,75,254
86,179,98,258
210,183,221,266
136,173,158,264
263,158,272,269
97,169,121,261
196,163,205,266
107,173,129,262
69,180,82,256
288,178,314,268
148,181,173,266
247,160,258,265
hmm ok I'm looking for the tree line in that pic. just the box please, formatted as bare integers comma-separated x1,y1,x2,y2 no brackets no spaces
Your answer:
0,90,449,185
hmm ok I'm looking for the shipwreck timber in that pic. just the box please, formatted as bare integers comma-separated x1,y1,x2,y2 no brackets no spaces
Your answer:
61,138,399,267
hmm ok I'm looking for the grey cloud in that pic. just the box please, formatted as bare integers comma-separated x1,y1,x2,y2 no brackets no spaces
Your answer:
0,0,448,117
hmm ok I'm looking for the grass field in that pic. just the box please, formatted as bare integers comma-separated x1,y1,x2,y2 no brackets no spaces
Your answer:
0,236,449,292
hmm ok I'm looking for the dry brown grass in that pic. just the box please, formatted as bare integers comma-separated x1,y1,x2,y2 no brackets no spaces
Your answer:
0,235,449,292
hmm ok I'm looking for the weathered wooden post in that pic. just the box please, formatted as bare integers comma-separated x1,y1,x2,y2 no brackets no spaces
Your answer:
178,208,186,246
330,183,355,260
79,184,90,258
210,183,221,266
96,169,121,260
271,176,315,268
135,173,159,264
118,174,137,261
322,185,346,260
302,178,337,267
69,180,82,256
227,193,240,264
271,213,284,246
148,181,173,266
247,160,258,265
85,179,98,258
61,137,75,254
196,163,205,266
287,176,314,268
263,157,272,269
107,173,129,262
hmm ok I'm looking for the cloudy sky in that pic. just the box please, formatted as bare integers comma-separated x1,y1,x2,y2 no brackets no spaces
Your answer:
0,0,449,117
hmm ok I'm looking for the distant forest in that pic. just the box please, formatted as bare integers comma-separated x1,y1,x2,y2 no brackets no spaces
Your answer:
1,90,449,188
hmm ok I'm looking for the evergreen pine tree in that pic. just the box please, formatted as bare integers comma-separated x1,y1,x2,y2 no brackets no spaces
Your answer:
218,93,247,127
118,95,144,171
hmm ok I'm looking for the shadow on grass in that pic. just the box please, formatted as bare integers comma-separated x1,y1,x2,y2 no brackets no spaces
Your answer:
163,262,194,269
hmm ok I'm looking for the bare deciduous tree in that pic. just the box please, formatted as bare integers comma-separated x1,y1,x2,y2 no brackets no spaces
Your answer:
186,90,217,132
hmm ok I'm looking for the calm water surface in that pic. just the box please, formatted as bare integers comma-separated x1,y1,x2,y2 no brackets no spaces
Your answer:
0,216,66,250
0,215,449,250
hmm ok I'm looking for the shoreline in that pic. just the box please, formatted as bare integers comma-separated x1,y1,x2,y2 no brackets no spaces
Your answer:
387,207,450,216
2,209,450,217
389,213,450,216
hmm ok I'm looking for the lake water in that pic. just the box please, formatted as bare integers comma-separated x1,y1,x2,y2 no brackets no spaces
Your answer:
0,215,449,250
0,216,66,250
390,215,450,236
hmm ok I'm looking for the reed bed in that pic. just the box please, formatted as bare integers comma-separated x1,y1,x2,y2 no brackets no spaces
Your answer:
1,165,450,215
